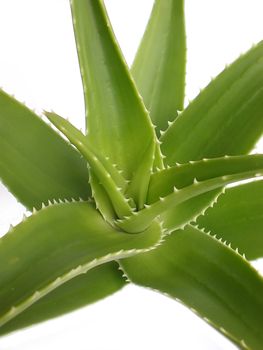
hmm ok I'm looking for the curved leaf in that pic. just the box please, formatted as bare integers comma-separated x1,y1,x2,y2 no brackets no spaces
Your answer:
45,112,134,218
132,0,186,134
197,179,263,260
0,201,162,331
0,262,125,336
0,93,128,331
161,41,263,165
89,170,117,223
121,225,263,350
117,155,263,233
148,155,263,202
149,155,263,232
0,90,90,209
70,0,155,207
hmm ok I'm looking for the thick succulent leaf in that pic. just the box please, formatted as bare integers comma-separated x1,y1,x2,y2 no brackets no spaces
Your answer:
132,0,186,134
45,112,134,218
153,143,165,171
0,93,129,329
197,179,263,261
0,262,125,335
161,41,263,165
70,0,155,207
148,155,263,202
117,155,263,233
0,90,90,209
45,112,128,192
0,201,162,331
89,170,117,223
120,225,263,350
149,155,263,232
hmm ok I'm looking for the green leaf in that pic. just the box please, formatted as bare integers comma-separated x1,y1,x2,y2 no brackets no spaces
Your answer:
197,179,263,261
45,112,134,219
0,93,129,330
117,155,263,233
0,262,125,336
70,0,155,207
161,41,263,165
148,155,263,202
150,155,263,232
121,225,263,350
0,90,90,210
89,171,117,223
132,0,186,134
0,201,162,331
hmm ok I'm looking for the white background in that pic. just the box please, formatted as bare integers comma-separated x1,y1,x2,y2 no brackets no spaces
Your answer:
0,1,263,349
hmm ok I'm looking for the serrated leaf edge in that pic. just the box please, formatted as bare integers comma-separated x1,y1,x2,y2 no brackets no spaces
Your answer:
160,43,263,145
116,170,263,233
0,201,166,328
119,224,262,350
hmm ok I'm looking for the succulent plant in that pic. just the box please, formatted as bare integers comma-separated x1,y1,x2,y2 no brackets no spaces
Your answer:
1,0,263,349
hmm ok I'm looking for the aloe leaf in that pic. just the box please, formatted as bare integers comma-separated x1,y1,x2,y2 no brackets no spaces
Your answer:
0,201,162,331
70,0,155,207
45,112,134,218
0,90,90,209
161,41,263,165
120,225,263,350
45,112,128,192
148,155,263,202
0,93,130,330
89,171,117,223
117,155,263,233
0,262,125,336
197,179,263,261
132,0,186,134
150,155,263,232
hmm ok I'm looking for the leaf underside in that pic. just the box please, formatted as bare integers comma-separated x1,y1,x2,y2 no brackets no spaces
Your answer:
121,225,263,350
0,262,125,336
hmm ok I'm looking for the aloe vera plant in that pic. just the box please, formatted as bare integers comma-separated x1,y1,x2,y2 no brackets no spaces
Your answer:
1,0,263,349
